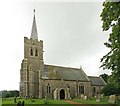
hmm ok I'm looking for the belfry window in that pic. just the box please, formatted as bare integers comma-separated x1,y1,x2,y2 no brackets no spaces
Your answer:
30,48,33,56
47,84,51,93
35,49,38,56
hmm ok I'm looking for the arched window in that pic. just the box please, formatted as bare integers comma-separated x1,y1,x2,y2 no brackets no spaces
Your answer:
79,84,84,94
35,49,38,56
47,84,50,93
30,48,33,56
49,86,51,93
93,87,96,92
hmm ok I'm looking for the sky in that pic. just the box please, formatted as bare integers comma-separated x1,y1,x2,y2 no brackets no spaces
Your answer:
0,0,111,90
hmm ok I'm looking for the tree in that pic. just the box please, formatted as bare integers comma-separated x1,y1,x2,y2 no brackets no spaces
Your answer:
2,90,19,98
100,73,109,83
102,83,120,96
100,1,120,88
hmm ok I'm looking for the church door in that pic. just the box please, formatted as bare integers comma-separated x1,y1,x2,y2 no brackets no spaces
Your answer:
60,89,65,99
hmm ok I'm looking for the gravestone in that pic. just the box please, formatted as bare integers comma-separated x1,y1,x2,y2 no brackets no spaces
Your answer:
109,95,116,103
81,94,84,100
17,101,21,106
44,96,48,104
84,95,87,100
117,96,120,101
21,100,25,106
96,94,101,102
96,99,100,102
14,97,17,103
101,94,104,98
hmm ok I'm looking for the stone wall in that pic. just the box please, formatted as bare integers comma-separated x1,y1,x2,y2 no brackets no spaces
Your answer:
91,85,104,96
20,37,44,98
42,79,91,99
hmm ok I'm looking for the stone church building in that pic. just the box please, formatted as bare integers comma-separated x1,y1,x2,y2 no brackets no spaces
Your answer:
19,10,106,99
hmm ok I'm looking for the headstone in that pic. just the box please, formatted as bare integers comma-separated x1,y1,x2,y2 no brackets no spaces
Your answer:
94,95,97,98
21,101,25,106
117,96,120,101
81,94,84,100
96,94,101,102
44,96,48,104
14,97,17,103
25,96,28,100
109,95,116,103
101,94,104,98
17,101,21,106
84,95,87,100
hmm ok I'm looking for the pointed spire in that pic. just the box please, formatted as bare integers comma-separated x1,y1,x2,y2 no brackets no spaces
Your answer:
31,9,38,40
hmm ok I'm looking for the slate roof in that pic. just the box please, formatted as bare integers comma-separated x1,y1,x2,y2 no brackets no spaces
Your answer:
88,76,107,86
42,64,89,81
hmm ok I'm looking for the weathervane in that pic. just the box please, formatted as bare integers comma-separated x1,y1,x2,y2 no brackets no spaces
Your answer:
34,9,35,14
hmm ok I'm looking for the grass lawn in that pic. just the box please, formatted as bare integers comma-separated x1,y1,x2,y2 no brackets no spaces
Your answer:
73,99,110,104
73,97,110,104
2,98,68,105
2,97,120,106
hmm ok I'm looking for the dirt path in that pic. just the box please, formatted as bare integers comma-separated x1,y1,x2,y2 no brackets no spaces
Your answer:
65,100,81,104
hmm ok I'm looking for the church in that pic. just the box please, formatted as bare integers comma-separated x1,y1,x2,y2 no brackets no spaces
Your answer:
19,10,106,99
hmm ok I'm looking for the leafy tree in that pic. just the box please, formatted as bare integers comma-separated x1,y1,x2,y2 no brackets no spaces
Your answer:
2,90,19,98
102,83,120,96
100,1,120,88
100,73,109,83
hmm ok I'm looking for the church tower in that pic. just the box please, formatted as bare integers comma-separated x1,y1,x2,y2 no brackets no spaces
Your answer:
20,9,44,98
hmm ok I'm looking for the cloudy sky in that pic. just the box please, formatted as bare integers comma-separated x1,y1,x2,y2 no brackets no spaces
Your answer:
0,0,111,90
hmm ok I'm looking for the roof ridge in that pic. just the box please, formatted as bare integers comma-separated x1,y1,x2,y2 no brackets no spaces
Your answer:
44,64,80,70
88,76,99,78
80,68,89,81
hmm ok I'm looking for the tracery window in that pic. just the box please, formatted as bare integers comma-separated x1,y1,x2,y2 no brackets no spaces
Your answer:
79,84,84,94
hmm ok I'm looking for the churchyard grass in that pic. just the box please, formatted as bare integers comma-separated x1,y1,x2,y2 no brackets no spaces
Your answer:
2,97,120,105
2,98,68,105
73,99,109,104
73,96,120,105
2,98,44,104
46,99,68,104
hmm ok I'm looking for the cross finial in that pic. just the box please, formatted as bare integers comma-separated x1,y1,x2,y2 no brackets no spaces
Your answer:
34,9,35,14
